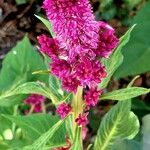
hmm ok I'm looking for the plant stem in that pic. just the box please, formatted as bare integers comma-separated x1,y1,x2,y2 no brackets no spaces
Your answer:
12,105,18,138
72,86,84,150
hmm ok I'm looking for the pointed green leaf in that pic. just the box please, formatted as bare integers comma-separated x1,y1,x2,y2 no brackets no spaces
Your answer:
94,101,140,150
0,82,60,105
111,139,141,150
100,87,150,101
24,118,65,150
35,15,55,37
0,35,48,91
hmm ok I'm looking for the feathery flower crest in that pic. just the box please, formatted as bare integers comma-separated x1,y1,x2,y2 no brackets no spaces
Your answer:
62,75,79,93
43,0,99,60
75,58,106,87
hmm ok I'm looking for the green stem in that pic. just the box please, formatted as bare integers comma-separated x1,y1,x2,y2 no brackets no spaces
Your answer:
72,86,84,150
12,105,18,138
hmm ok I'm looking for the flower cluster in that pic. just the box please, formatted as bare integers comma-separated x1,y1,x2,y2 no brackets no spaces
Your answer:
56,103,72,119
38,0,119,140
24,94,45,113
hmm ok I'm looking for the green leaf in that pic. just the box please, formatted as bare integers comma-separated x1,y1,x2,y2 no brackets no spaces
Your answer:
99,25,136,89
35,15,55,37
0,35,48,90
24,117,66,150
94,101,140,150
132,99,150,111
100,0,113,8
0,107,12,137
65,115,74,141
49,75,64,101
2,114,66,148
0,36,48,106
0,82,60,105
100,87,150,101
115,1,150,78
142,114,150,150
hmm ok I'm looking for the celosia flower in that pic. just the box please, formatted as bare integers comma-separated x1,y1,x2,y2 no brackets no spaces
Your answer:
24,94,45,113
56,103,72,119
75,113,89,126
84,88,102,107
39,0,119,99
95,21,119,58
43,0,99,60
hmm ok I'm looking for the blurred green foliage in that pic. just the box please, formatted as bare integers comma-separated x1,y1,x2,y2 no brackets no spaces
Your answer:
115,1,150,78
97,0,142,25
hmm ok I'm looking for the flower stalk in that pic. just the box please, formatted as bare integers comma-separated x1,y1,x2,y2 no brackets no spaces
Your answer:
72,86,84,149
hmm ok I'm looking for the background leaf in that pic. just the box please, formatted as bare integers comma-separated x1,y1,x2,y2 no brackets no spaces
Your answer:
25,117,65,150
142,114,150,150
0,82,60,105
35,15,55,37
0,36,48,107
100,87,150,101
115,1,150,78
111,139,141,150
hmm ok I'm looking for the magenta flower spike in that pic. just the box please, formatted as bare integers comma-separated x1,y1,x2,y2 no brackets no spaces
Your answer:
39,0,119,94
43,0,99,60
